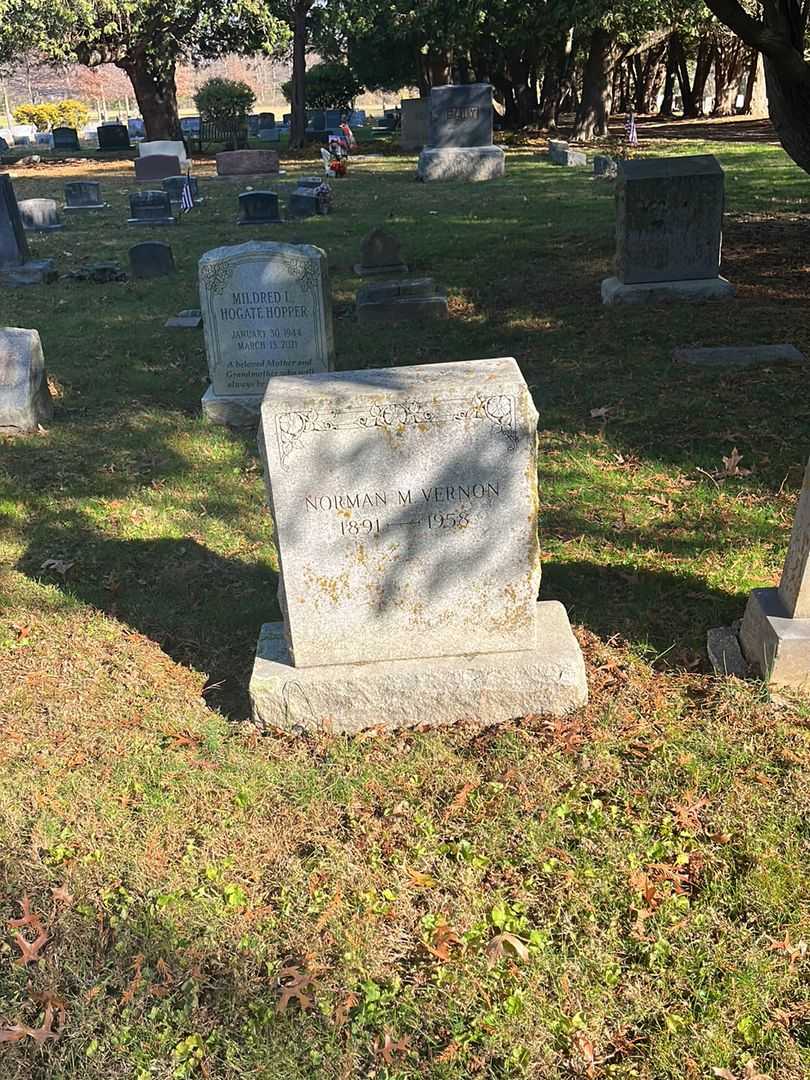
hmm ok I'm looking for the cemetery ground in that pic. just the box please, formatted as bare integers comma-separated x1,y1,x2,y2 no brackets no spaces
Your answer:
1,130,810,1079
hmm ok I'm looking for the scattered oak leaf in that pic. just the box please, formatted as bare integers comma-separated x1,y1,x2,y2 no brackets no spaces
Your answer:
425,922,462,962
276,964,314,1013
406,868,436,888
0,1002,64,1046
435,1041,460,1063
672,792,710,833
444,781,478,818
120,954,144,1005
376,1033,411,1066
717,447,752,479
333,991,358,1029
51,884,74,906
572,1030,596,1074
40,558,75,577
486,932,529,965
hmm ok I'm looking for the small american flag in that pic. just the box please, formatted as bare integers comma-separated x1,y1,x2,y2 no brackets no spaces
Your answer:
625,111,639,145
180,170,194,213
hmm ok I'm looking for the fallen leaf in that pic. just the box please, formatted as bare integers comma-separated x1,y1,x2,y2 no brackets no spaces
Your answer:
444,781,478,817
276,964,314,1013
425,922,462,961
40,558,75,577
435,1040,460,1063
376,1032,411,1065
486,931,529,965
572,1030,596,1071
51,884,74,906
121,954,144,1005
333,991,358,1028
406,867,437,888
590,405,610,420
672,792,710,833
0,1001,64,1046
717,447,752,479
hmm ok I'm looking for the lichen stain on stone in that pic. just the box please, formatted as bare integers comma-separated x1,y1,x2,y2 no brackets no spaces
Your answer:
302,566,350,607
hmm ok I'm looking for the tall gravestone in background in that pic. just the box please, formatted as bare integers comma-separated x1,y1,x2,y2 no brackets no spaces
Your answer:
198,240,334,426
249,357,587,733
417,83,505,182
96,123,131,152
52,126,80,151
0,327,54,432
0,176,56,287
601,155,735,304
400,98,429,151
740,458,810,687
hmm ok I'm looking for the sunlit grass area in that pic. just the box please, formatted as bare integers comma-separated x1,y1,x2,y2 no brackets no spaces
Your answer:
1,132,809,1078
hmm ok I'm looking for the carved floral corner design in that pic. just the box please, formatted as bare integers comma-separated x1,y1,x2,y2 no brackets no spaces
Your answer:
277,410,337,467
199,260,231,296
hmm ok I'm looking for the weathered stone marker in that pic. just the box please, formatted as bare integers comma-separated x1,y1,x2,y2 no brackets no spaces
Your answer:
602,155,734,304
216,150,280,177
198,240,334,426
356,278,448,322
134,154,183,182
249,357,587,733
129,240,175,279
400,98,429,151
740,458,810,687
0,176,56,287
127,190,175,226
96,123,131,152
354,227,408,276
63,180,108,212
139,139,188,170
52,126,80,152
417,84,505,182
0,327,54,432
548,140,587,167
18,198,64,232
238,190,281,225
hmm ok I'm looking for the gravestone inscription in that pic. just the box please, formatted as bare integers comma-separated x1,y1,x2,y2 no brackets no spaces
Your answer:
418,83,504,182
198,240,334,425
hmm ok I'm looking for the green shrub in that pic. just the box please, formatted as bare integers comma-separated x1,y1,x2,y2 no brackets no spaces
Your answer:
281,63,363,112
13,102,60,131
193,78,256,123
12,99,90,132
56,99,90,130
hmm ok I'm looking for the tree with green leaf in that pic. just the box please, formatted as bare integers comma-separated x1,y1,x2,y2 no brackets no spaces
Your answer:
0,0,287,140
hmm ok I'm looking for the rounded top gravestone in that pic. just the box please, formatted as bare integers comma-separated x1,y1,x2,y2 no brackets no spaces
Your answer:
129,241,175,279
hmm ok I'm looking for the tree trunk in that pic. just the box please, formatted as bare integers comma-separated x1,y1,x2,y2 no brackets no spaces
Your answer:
538,29,573,128
703,0,810,173
573,27,616,139
289,3,308,150
660,35,678,115
637,42,667,112
121,53,180,140
713,38,746,114
742,51,768,116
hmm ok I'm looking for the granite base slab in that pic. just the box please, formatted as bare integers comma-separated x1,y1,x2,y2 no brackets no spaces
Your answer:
673,344,805,368
63,203,109,213
417,146,505,182
356,294,449,322
127,217,176,227
353,262,409,277
0,260,58,287
601,276,735,305
201,385,260,427
166,309,202,330
739,588,810,689
249,601,588,734
23,223,64,233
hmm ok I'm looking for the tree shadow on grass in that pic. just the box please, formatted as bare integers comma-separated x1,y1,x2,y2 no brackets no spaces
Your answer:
541,558,741,664
18,527,279,721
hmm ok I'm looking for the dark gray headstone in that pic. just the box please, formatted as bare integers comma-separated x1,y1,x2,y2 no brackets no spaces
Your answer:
180,116,200,136
0,176,31,267
354,227,407,275
97,124,131,151
616,155,725,284
162,175,200,204
238,191,281,225
18,198,63,232
356,277,448,322
287,189,324,219
0,327,53,432
0,137,8,152
129,240,175,279
135,154,182,181
127,190,174,226
64,180,106,210
52,126,80,151
593,154,617,178
427,84,493,148
259,112,276,128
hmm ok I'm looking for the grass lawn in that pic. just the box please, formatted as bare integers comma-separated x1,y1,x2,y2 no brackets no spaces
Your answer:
1,130,810,1078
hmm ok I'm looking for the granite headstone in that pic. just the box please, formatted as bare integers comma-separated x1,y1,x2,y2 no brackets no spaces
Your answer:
0,327,54,432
